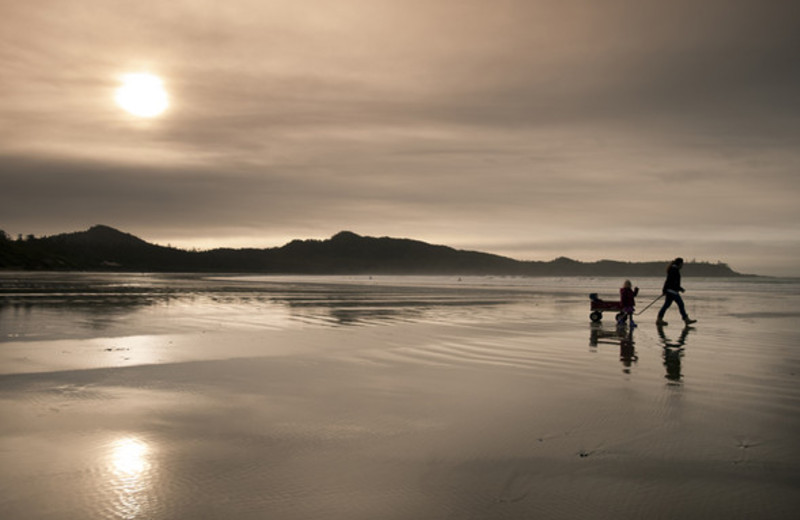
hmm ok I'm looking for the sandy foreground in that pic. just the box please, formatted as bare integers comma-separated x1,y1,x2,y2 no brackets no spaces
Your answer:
1,274,798,519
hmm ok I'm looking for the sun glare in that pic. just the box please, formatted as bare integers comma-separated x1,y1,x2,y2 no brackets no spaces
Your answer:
115,73,169,118
111,437,149,475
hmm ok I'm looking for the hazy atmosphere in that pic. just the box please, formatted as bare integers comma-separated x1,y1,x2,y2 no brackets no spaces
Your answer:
1,0,798,276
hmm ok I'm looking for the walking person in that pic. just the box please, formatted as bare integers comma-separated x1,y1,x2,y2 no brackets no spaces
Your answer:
656,258,697,326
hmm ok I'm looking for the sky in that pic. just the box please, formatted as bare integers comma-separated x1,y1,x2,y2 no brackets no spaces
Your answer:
1,0,799,276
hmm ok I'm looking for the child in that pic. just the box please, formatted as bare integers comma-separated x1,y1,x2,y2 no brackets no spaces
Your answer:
619,280,639,327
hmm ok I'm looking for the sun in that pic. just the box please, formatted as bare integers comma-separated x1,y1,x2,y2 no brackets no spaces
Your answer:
115,73,169,118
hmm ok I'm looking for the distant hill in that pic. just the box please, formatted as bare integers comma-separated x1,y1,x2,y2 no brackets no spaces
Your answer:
0,225,745,277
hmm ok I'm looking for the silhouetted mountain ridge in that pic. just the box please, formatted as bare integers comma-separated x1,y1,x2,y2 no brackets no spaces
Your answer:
0,225,746,276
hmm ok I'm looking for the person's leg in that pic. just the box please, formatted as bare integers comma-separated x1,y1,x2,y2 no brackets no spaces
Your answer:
674,293,697,323
657,293,673,320
674,293,688,320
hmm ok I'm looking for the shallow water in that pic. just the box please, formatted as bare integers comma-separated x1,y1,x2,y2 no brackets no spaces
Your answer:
1,273,799,519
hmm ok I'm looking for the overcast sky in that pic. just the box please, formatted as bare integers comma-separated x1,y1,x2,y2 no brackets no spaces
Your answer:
1,0,799,275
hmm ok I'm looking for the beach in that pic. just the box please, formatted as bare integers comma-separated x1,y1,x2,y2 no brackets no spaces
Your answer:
1,272,799,519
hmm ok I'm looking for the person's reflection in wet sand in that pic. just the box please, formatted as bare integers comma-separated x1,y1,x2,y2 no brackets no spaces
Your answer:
618,328,637,373
657,323,693,384
589,323,637,373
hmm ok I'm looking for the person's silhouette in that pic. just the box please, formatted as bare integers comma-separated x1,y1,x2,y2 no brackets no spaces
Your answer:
656,258,697,326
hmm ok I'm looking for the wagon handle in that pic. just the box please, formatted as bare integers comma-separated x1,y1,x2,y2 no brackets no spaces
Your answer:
635,294,663,315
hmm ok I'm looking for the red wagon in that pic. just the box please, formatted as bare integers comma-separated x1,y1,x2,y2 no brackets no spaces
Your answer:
589,293,626,323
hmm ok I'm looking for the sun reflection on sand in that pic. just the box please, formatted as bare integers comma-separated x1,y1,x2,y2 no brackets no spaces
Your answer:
108,437,155,519
112,437,148,475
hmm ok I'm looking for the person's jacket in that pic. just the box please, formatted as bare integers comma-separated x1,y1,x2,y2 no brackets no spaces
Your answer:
620,286,638,307
662,265,684,294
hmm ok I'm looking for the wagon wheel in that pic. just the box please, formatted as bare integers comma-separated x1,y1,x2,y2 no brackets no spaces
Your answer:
590,311,602,322
615,312,626,322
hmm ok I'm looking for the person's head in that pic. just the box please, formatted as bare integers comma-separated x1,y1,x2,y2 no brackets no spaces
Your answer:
623,279,632,289
674,257,684,268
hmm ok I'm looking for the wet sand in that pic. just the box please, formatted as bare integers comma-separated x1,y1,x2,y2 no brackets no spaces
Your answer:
1,273,799,519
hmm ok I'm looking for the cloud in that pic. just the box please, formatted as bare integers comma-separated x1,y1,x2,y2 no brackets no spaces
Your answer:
1,0,799,275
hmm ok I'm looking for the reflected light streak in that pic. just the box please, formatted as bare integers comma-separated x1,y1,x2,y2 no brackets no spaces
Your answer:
108,437,155,519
